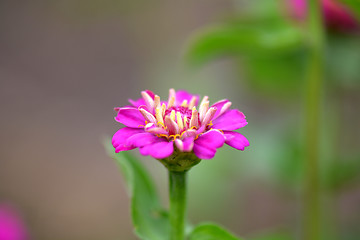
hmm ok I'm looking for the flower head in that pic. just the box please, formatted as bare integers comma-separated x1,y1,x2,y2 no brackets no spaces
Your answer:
112,89,249,165
290,0,359,32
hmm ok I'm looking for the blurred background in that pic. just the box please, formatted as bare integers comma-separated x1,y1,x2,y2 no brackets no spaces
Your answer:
0,0,359,239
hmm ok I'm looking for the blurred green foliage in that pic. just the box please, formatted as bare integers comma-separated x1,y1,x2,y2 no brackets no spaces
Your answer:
326,35,360,87
188,223,243,240
184,0,360,239
186,0,360,99
186,16,306,98
339,0,360,18
185,1,309,99
105,142,170,240
271,132,360,193
322,156,360,192
186,18,304,65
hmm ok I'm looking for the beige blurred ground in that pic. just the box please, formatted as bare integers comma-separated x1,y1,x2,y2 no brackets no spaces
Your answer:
1,1,360,240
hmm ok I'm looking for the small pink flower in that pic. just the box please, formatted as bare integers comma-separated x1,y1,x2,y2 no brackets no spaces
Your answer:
0,204,28,240
290,0,359,31
112,89,249,160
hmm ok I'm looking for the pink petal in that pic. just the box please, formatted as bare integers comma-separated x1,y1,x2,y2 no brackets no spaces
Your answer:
125,132,159,148
193,144,217,159
145,123,168,135
141,91,155,114
129,90,155,107
175,137,195,152
128,98,145,108
145,90,155,99
211,99,231,120
193,130,225,159
212,109,247,131
139,141,174,159
223,131,249,151
289,0,307,19
289,0,359,31
181,129,197,138
175,90,199,106
323,0,359,31
112,127,144,152
196,130,225,148
139,108,157,124
196,125,206,135
115,107,146,128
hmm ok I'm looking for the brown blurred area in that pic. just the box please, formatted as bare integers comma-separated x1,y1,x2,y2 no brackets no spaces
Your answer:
0,1,232,239
1,1,360,240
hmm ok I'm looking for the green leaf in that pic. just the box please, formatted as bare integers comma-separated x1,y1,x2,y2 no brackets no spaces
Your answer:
243,48,307,97
338,0,360,18
105,141,169,240
188,223,243,240
326,35,360,87
185,17,304,68
323,156,360,192
185,17,307,98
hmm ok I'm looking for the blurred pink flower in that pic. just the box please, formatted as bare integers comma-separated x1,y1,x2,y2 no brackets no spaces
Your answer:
290,0,359,31
112,89,249,160
0,204,28,240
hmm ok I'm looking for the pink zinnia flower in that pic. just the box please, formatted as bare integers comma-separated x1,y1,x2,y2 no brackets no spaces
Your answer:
290,0,359,31
112,89,249,160
0,204,28,240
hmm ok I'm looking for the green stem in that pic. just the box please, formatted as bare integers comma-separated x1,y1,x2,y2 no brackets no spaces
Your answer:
304,0,325,239
169,171,187,240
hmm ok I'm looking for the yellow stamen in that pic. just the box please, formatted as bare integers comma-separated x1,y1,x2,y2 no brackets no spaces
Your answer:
169,88,176,98
161,103,166,117
176,112,184,131
168,96,175,108
154,95,160,109
181,100,188,107
155,108,164,125
138,121,148,128
199,100,209,122
169,134,181,141
170,110,176,121
159,134,169,139
183,116,188,127
189,106,199,129
168,88,176,108
157,121,166,129
199,96,209,107
180,131,186,138
188,96,197,109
